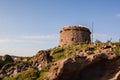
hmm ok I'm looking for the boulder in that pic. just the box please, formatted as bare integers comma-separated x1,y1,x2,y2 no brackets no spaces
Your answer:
32,50,52,69
2,54,14,62
46,52,120,80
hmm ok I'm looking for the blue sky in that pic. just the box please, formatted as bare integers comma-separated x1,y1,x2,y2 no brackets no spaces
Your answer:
0,0,120,56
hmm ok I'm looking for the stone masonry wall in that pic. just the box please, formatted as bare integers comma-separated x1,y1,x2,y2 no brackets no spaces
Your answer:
59,26,91,47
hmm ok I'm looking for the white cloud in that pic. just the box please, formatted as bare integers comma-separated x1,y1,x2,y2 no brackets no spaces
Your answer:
93,33,109,38
0,34,59,43
0,34,59,56
0,33,110,43
22,34,59,40
92,33,111,42
0,39,19,43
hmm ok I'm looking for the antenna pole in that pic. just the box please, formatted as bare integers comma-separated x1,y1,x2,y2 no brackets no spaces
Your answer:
91,22,94,43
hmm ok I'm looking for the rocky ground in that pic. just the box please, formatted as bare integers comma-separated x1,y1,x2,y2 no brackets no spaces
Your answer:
0,41,120,80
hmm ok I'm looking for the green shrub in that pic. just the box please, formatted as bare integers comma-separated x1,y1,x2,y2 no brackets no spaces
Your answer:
2,63,14,71
52,47,65,53
23,68,39,79
3,77,16,80
37,71,47,80
3,68,40,80
113,42,120,47
87,51,94,55
116,48,120,54
52,52,66,61
0,60,13,69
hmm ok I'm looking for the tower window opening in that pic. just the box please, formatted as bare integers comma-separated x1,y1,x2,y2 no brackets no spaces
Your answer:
61,39,63,42
71,38,74,41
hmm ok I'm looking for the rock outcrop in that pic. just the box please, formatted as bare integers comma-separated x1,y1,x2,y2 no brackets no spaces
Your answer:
0,62,32,78
2,54,14,62
32,50,52,70
46,52,120,80
1,42,120,80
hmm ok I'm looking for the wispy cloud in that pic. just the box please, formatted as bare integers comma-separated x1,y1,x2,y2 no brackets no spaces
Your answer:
22,34,59,40
0,34,59,56
0,33,110,43
92,33,111,42
93,33,109,38
0,39,20,43
0,34,59,43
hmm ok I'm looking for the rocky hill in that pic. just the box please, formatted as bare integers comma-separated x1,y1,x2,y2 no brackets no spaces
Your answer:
1,41,120,80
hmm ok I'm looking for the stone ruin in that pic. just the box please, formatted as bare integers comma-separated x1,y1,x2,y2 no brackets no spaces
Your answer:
59,26,91,47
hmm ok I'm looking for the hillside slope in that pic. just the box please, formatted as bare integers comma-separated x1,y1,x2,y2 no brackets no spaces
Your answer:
1,42,120,80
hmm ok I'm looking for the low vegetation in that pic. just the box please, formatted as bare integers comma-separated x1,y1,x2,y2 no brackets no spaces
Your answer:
50,41,120,62
2,41,120,80
4,68,40,80
3,66,49,80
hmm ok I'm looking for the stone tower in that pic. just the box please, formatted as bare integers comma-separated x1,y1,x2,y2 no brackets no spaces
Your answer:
59,26,91,47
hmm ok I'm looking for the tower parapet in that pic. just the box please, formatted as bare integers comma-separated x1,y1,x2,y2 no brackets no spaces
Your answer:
59,26,91,47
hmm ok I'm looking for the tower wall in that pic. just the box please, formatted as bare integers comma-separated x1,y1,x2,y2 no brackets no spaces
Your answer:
59,26,91,47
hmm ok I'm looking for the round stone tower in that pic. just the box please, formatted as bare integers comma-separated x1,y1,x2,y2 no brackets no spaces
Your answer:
59,26,91,47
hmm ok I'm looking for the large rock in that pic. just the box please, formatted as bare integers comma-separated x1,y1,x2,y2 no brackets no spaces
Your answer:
32,50,52,69
2,54,14,62
46,52,120,80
